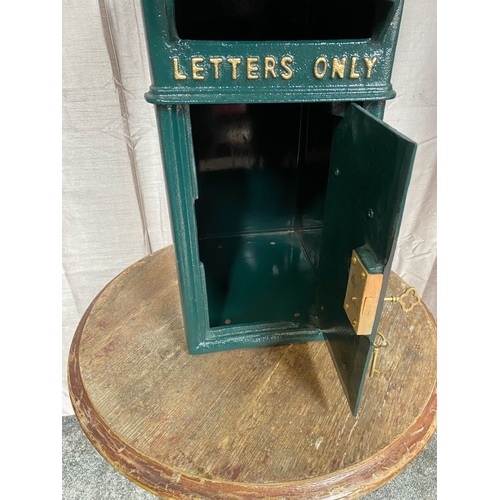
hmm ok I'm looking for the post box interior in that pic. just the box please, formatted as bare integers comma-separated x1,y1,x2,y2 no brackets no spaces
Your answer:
192,102,353,328
175,0,393,41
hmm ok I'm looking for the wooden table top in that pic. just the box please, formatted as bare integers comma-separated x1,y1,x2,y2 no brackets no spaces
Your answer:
68,245,436,499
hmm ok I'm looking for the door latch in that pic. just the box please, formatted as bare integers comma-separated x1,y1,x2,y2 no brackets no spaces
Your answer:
343,249,383,335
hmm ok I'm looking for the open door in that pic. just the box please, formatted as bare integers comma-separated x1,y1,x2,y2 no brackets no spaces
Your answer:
316,104,416,415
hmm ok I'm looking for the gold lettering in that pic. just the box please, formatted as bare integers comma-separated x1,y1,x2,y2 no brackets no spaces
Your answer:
363,57,378,79
331,57,347,79
264,56,277,79
173,57,187,80
247,57,259,80
227,57,242,80
313,57,328,79
209,57,223,79
349,57,360,79
191,57,205,80
280,56,293,80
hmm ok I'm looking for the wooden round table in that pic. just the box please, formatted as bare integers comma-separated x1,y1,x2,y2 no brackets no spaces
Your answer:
68,245,436,499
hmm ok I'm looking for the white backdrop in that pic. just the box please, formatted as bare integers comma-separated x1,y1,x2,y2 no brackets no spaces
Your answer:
62,0,436,415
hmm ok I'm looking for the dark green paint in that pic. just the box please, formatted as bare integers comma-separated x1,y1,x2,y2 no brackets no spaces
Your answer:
140,0,415,414
317,104,416,414
199,232,319,328
141,0,405,104
188,101,343,350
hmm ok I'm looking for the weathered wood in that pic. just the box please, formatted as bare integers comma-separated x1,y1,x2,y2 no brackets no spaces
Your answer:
68,245,437,499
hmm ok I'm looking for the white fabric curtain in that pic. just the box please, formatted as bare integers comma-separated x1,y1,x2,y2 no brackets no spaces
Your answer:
62,0,436,415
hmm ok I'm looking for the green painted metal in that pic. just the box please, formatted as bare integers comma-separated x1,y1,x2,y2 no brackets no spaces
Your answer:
141,0,405,104
316,104,416,414
140,0,415,413
199,232,319,328
155,103,327,354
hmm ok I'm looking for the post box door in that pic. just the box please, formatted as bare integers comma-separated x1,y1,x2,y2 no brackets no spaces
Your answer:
316,103,416,415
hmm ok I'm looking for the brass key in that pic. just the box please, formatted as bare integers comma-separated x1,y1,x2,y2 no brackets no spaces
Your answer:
384,287,421,313
369,332,390,377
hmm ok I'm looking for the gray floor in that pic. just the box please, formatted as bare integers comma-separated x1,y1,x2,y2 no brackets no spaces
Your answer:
62,415,436,499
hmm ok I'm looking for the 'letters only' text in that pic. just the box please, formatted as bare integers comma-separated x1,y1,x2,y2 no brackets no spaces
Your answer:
171,55,378,82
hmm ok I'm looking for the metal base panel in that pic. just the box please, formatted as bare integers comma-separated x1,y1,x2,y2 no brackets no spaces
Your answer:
199,230,320,328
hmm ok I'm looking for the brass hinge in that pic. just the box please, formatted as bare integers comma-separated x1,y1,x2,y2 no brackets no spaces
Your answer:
343,249,383,336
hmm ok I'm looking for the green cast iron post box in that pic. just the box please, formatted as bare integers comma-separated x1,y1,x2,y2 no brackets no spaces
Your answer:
140,0,417,414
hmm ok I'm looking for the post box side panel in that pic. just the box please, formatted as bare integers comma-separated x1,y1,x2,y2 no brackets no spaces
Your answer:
317,103,416,414
155,104,211,353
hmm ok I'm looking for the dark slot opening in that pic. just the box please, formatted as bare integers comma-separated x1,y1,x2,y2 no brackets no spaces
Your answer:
190,102,344,328
175,0,391,41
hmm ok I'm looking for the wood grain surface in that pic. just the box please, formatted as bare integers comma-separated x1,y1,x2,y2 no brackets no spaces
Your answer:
68,245,437,499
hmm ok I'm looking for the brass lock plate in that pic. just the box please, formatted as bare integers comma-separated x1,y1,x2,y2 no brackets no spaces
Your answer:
343,249,383,335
